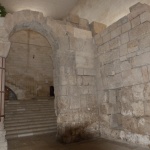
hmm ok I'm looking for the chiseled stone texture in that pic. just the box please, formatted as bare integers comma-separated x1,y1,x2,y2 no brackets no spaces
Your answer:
94,2,150,147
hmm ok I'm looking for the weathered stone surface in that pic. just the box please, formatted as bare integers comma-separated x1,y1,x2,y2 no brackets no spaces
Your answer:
110,114,122,128
121,32,129,44
111,26,121,39
122,22,131,33
129,22,150,41
109,37,120,50
109,90,116,104
144,101,150,116
144,82,150,100
103,33,111,43
142,66,149,82
120,60,131,71
90,21,106,36
140,12,150,23
131,101,144,117
122,116,138,133
121,103,133,116
122,68,143,87
79,18,89,30
132,84,144,101
120,44,127,56
127,40,139,53
131,16,141,28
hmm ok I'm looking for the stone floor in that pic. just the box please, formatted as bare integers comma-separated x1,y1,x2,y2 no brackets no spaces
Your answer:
8,134,149,150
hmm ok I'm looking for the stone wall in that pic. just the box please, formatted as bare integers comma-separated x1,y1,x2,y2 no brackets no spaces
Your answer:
94,2,150,147
6,30,53,99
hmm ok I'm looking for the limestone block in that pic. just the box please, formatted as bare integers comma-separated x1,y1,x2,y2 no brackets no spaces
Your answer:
110,114,122,128
76,68,84,75
109,37,120,50
138,117,150,135
4,13,14,33
121,60,131,71
90,21,106,36
120,87,133,103
113,59,121,74
122,68,143,87
132,84,144,101
104,48,119,64
144,101,150,116
131,101,144,117
0,41,11,57
0,18,4,27
139,34,150,50
129,3,150,20
120,43,127,56
80,94,87,108
144,82,150,100
103,33,111,43
58,96,70,110
111,26,121,39
68,76,76,85
77,76,82,86
80,86,89,95
83,68,96,76
79,18,89,30
142,66,149,82
98,42,109,54
88,86,97,95
121,32,129,44
131,16,141,28
120,56,127,62
140,12,150,23
122,22,131,33
117,16,129,26
129,22,150,41
100,103,112,115
108,22,118,32
109,90,116,104
127,40,139,53
121,103,133,116
99,114,110,127
70,96,80,109
59,86,68,96
83,76,95,86
104,63,114,76
74,28,92,39
107,73,122,89
122,116,138,133
94,34,103,46
87,94,97,108
68,14,79,24
132,51,150,67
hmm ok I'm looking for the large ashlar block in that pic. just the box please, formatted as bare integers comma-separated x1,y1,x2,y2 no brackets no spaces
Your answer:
67,14,79,24
120,44,128,56
127,40,139,53
122,22,131,33
74,28,92,39
90,21,106,36
109,90,116,104
122,68,143,87
132,84,144,101
120,60,131,71
109,37,120,50
140,12,150,23
131,101,144,117
121,32,129,44
121,103,133,116
144,82,150,100
111,26,121,39
131,16,141,28
110,114,122,128
144,101,150,116
79,18,89,30
132,51,150,67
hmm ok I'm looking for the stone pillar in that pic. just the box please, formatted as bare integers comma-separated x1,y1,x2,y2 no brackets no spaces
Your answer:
0,57,7,150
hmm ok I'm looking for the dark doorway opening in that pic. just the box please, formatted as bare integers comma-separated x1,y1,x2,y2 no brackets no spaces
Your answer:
50,86,54,97
5,86,17,100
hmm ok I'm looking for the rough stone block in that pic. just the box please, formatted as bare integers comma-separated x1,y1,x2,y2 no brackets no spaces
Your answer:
79,18,89,30
68,14,79,24
121,60,131,71
139,35,150,50
109,90,116,104
68,76,76,85
121,103,133,116
120,44,127,56
132,51,150,67
144,101,150,116
142,66,149,82
120,87,133,103
74,28,92,39
90,21,106,36
140,12,150,23
122,22,131,33
144,82,150,100
131,101,144,117
76,68,84,75
83,68,96,76
131,16,141,28
98,42,109,54
77,76,82,86
127,40,139,53
109,37,120,50
83,76,95,86
99,114,110,127
113,59,121,74
70,96,80,109
129,22,150,41
121,32,129,44
103,33,111,43
132,84,144,101
110,114,122,128
122,116,138,133
111,26,121,39
104,63,114,76
122,68,143,87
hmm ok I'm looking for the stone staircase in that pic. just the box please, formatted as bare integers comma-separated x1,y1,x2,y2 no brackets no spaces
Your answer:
4,99,57,139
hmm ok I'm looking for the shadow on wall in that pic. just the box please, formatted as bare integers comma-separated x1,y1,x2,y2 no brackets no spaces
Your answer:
5,86,17,100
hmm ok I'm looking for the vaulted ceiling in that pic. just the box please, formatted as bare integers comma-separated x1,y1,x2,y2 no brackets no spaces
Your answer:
1,0,150,26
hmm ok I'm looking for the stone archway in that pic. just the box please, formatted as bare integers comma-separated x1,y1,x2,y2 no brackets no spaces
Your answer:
0,10,64,150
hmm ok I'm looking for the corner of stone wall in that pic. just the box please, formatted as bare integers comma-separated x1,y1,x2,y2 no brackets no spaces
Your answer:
94,2,150,148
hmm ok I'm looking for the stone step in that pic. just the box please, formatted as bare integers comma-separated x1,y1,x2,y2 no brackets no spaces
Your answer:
5,119,56,127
